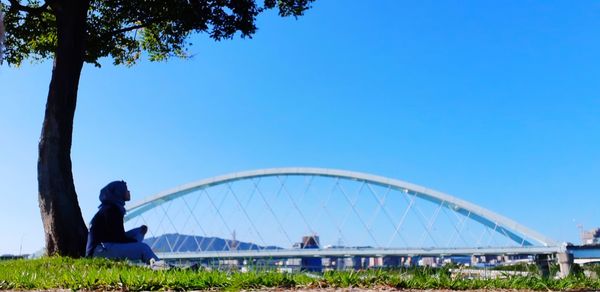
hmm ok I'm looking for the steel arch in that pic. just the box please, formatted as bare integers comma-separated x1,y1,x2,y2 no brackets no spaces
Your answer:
125,167,557,247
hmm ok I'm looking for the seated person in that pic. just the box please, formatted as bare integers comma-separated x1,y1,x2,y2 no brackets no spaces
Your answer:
86,180,159,264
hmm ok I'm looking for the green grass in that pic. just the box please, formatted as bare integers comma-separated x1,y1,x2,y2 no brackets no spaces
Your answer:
0,257,599,290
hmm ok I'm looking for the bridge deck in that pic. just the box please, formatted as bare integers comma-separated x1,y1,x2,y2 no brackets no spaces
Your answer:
158,246,563,260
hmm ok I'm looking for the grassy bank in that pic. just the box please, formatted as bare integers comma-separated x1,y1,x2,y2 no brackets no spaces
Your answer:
1,257,599,290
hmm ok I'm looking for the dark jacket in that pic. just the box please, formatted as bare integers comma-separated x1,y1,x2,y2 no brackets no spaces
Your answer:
86,204,136,256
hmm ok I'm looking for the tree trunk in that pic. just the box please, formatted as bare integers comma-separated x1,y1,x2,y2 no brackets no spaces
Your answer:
38,0,90,257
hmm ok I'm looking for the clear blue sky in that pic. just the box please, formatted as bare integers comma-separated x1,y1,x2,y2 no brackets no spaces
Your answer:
1,1,599,254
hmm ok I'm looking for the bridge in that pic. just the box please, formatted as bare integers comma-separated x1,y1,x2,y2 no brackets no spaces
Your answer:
124,167,589,275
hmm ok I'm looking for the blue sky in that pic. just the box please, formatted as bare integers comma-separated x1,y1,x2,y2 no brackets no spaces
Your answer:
1,1,599,254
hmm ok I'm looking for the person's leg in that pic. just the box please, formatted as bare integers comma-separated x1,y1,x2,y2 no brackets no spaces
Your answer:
125,226,147,242
94,242,159,264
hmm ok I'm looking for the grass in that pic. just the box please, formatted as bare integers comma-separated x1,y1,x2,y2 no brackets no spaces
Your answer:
0,257,599,290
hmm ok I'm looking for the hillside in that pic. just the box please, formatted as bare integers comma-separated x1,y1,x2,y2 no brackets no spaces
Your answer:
144,233,282,252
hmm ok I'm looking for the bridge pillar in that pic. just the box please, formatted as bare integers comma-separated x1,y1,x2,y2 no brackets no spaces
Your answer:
557,252,574,278
535,254,551,278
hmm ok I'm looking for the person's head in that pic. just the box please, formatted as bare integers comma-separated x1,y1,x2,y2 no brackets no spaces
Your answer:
99,180,130,206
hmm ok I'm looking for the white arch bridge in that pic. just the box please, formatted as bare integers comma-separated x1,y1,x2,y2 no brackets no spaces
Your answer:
125,168,575,270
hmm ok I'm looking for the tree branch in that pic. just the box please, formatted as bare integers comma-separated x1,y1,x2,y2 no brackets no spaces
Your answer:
104,23,146,38
101,17,165,39
8,0,52,14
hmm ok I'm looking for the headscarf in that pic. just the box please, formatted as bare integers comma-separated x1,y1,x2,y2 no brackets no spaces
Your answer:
99,180,128,215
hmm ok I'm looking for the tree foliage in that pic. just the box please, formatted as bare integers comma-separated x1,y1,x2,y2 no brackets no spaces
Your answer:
1,0,314,257
0,11,4,64
1,0,314,66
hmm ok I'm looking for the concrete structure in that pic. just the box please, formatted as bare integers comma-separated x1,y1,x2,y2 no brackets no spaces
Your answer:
557,252,574,278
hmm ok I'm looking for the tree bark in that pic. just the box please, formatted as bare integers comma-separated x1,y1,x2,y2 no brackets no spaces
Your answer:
38,0,90,257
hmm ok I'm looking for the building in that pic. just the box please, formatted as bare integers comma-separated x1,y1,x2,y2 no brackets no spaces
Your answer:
298,235,322,272
581,228,600,245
